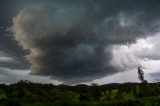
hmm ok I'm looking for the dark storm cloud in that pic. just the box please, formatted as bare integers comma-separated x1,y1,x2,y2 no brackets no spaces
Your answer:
0,58,29,70
0,0,33,70
0,51,29,70
9,0,160,83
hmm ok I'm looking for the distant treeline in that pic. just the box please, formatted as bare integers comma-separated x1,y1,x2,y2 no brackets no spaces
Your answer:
0,80,160,106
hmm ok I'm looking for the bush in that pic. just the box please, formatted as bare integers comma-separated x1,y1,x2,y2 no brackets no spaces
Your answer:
0,98,21,106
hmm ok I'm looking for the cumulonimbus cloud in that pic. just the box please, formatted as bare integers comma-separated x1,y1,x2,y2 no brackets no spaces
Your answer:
9,0,160,84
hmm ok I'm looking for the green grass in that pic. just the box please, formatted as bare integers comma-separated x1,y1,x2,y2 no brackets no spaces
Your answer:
0,89,6,100
21,96,160,106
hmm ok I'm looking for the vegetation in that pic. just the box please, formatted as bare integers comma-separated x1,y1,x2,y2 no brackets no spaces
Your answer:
0,67,160,106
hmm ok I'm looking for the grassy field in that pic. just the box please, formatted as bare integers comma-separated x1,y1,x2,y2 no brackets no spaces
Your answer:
20,96,160,106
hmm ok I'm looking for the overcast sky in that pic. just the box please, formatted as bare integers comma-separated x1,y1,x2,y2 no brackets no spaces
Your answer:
0,0,160,85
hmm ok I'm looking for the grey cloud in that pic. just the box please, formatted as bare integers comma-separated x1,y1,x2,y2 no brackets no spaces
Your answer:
150,72,160,82
0,60,29,70
9,0,160,84
108,32,160,84
0,67,60,84
0,51,29,70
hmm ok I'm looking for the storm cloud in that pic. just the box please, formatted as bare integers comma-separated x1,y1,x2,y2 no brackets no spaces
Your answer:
9,0,160,83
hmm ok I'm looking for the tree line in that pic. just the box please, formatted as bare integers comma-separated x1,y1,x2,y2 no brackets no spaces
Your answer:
0,67,159,106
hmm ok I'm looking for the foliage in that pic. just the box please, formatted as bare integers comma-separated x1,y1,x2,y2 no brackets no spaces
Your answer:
0,80,160,106
0,89,6,100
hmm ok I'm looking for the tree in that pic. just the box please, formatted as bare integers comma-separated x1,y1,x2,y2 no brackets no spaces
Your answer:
100,90,111,101
137,66,147,83
137,66,148,97
90,83,101,100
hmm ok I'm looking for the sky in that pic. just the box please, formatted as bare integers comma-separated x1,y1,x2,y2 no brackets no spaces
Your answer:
0,0,160,85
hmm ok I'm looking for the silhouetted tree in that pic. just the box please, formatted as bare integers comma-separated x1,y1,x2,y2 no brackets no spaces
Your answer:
137,66,149,97
137,66,144,83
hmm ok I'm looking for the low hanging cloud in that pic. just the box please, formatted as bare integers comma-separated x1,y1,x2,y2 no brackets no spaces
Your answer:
109,33,160,71
107,33,160,83
0,51,29,70
9,0,160,83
